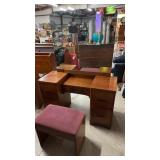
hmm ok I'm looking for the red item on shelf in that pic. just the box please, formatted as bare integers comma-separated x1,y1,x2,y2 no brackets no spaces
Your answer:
64,51,79,68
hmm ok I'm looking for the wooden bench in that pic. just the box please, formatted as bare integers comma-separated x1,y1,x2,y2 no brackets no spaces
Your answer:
35,46,54,52
35,52,56,75
35,53,56,108
35,43,53,46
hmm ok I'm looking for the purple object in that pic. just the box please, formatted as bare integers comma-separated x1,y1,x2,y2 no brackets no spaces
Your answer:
95,12,102,32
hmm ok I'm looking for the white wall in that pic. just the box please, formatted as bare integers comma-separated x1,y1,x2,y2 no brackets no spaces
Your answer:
35,15,82,26
35,16,50,25
35,8,52,26
35,8,52,16
50,16,61,25
62,16,72,25
82,18,89,23
74,18,81,24
50,15,83,27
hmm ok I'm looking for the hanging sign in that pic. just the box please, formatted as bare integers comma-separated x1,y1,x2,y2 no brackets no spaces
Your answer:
106,5,116,15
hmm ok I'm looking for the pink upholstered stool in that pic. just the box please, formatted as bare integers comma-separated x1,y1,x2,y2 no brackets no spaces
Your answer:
35,104,85,155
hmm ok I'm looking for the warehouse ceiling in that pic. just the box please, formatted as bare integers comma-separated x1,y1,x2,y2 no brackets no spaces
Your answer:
35,4,125,17
54,9,96,17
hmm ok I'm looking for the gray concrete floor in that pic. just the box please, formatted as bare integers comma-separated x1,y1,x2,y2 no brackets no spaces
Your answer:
35,90,125,156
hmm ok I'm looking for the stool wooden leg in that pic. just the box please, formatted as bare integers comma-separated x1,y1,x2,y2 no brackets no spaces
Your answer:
36,129,48,147
74,118,85,156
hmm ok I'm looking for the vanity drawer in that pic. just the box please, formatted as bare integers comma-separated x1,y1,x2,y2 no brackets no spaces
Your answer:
90,108,113,128
63,85,90,96
91,108,113,117
91,89,115,102
41,91,58,100
39,82,57,93
91,100,114,109
90,116,112,128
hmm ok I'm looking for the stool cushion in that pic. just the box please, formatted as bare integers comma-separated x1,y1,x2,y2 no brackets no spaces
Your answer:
36,104,85,135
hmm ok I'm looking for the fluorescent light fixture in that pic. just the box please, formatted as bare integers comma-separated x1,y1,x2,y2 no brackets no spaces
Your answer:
87,8,92,11
60,7,66,11
52,4,58,7
68,6,74,11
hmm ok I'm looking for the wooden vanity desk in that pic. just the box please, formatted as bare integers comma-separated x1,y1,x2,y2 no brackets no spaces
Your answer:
38,71,117,128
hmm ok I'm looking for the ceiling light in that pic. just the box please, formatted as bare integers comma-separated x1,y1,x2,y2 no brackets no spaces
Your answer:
87,8,92,11
68,6,74,11
52,4,58,7
60,8,66,11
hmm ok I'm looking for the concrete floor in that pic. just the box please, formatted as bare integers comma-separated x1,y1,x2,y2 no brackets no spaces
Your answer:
35,90,125,156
